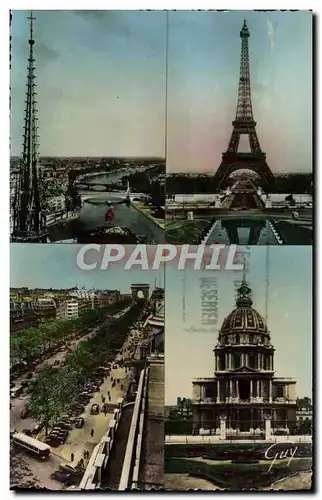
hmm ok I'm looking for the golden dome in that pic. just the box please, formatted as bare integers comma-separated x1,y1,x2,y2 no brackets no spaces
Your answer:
221,306,268,334
220,278,268,335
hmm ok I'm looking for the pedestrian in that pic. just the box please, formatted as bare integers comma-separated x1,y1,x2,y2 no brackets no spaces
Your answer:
91,428,94,438
71,452,74,462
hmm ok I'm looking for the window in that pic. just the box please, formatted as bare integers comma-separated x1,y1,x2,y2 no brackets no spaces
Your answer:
276,385,284,398
234,354,241,369
249,354,256,369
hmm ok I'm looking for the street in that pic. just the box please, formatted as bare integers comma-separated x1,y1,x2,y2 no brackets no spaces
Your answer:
10,315,145,490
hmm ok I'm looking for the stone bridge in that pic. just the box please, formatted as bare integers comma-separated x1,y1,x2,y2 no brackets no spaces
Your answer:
78,191,148,203
75,181,119,191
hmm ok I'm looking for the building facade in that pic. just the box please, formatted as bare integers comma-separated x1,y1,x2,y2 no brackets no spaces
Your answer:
192,278,297,438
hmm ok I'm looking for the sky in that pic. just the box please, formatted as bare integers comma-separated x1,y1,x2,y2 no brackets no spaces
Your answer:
166,10,312,174
165,246,312,404
10,10,167,157
10,244,164,293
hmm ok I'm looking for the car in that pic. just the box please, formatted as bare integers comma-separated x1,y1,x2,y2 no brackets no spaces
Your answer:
59,464,78,474
75,417,85,428
51,470,76,486
90,404,99,415
20,408,29,419
10,386,24,398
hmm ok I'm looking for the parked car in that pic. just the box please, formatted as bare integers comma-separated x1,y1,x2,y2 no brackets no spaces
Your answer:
20,408,29,419
51,470,76,486
10,385,24,398
75,417,85,428
59,464,79,474
90,404,99,415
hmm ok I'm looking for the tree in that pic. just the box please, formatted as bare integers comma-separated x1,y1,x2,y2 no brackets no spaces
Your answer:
28,366,65,434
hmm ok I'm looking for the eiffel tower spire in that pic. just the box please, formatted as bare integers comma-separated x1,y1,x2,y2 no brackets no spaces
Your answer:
11,12,47,242
235,20,253,122
214,20,275,191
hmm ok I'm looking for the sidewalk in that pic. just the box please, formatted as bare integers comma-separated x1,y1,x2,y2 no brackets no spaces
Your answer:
52,327,144,465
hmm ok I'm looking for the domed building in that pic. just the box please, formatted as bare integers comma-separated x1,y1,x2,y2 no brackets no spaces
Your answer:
191,277,297,439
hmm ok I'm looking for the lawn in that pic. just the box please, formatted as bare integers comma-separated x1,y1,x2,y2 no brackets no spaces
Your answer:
165,220,211,244
165,457,312,490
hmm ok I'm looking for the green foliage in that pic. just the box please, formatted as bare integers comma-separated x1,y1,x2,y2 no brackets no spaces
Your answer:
26,300,145,428
164,457,311,490
165,220,210,244
28,366,65,429
10,299,132,365
166,173,313,195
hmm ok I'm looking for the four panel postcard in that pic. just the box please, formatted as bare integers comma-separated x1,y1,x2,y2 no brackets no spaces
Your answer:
9,9,313,492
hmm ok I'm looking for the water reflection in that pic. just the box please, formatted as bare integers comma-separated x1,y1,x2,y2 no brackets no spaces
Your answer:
207,218,280,245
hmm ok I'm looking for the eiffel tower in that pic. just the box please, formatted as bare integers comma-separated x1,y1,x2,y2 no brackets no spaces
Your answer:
11,12,48,242
214,20,275,191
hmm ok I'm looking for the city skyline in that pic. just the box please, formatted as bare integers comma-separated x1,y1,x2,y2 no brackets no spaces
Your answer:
10,244,165,293
10,10,167,157
166,10,312,174
165,246,312,404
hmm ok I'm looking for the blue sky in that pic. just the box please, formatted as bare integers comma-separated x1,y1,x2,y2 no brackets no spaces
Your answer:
10,11,311,170
10,244,164,293
10,244,312,402
166,10,312,174
10,10,167,157
165,246,312,404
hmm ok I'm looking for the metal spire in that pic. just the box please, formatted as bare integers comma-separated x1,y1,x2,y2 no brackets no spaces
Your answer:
236,254,252,308
236,19,253,121
12,11,47,241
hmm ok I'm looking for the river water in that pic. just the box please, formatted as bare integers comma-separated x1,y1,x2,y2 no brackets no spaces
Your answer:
48,170,165,243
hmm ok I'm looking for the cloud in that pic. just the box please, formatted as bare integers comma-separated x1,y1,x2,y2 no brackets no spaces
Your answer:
15,38,60,65
74,10,165,54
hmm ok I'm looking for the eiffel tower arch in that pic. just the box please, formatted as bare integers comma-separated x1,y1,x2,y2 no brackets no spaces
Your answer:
214,20,275,191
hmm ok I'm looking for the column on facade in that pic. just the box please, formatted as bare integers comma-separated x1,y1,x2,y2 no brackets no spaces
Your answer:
258,352,261,369
265,416,272,440
258,380,261,399
250,379,253,399
245,352,248,368
219,416,227,440
268,380,272,402
229,379,233,400
229,353,232,370
225,353,228,370
236,379,240,400
217,380,220,402
241,352,245,366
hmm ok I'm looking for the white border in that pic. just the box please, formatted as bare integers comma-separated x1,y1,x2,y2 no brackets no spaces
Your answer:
1,1,320,498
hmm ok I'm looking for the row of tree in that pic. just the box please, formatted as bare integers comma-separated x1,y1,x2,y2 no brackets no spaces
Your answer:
166,173,313,195
27,300,146,431
121,170,165,207
10,299,132,366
